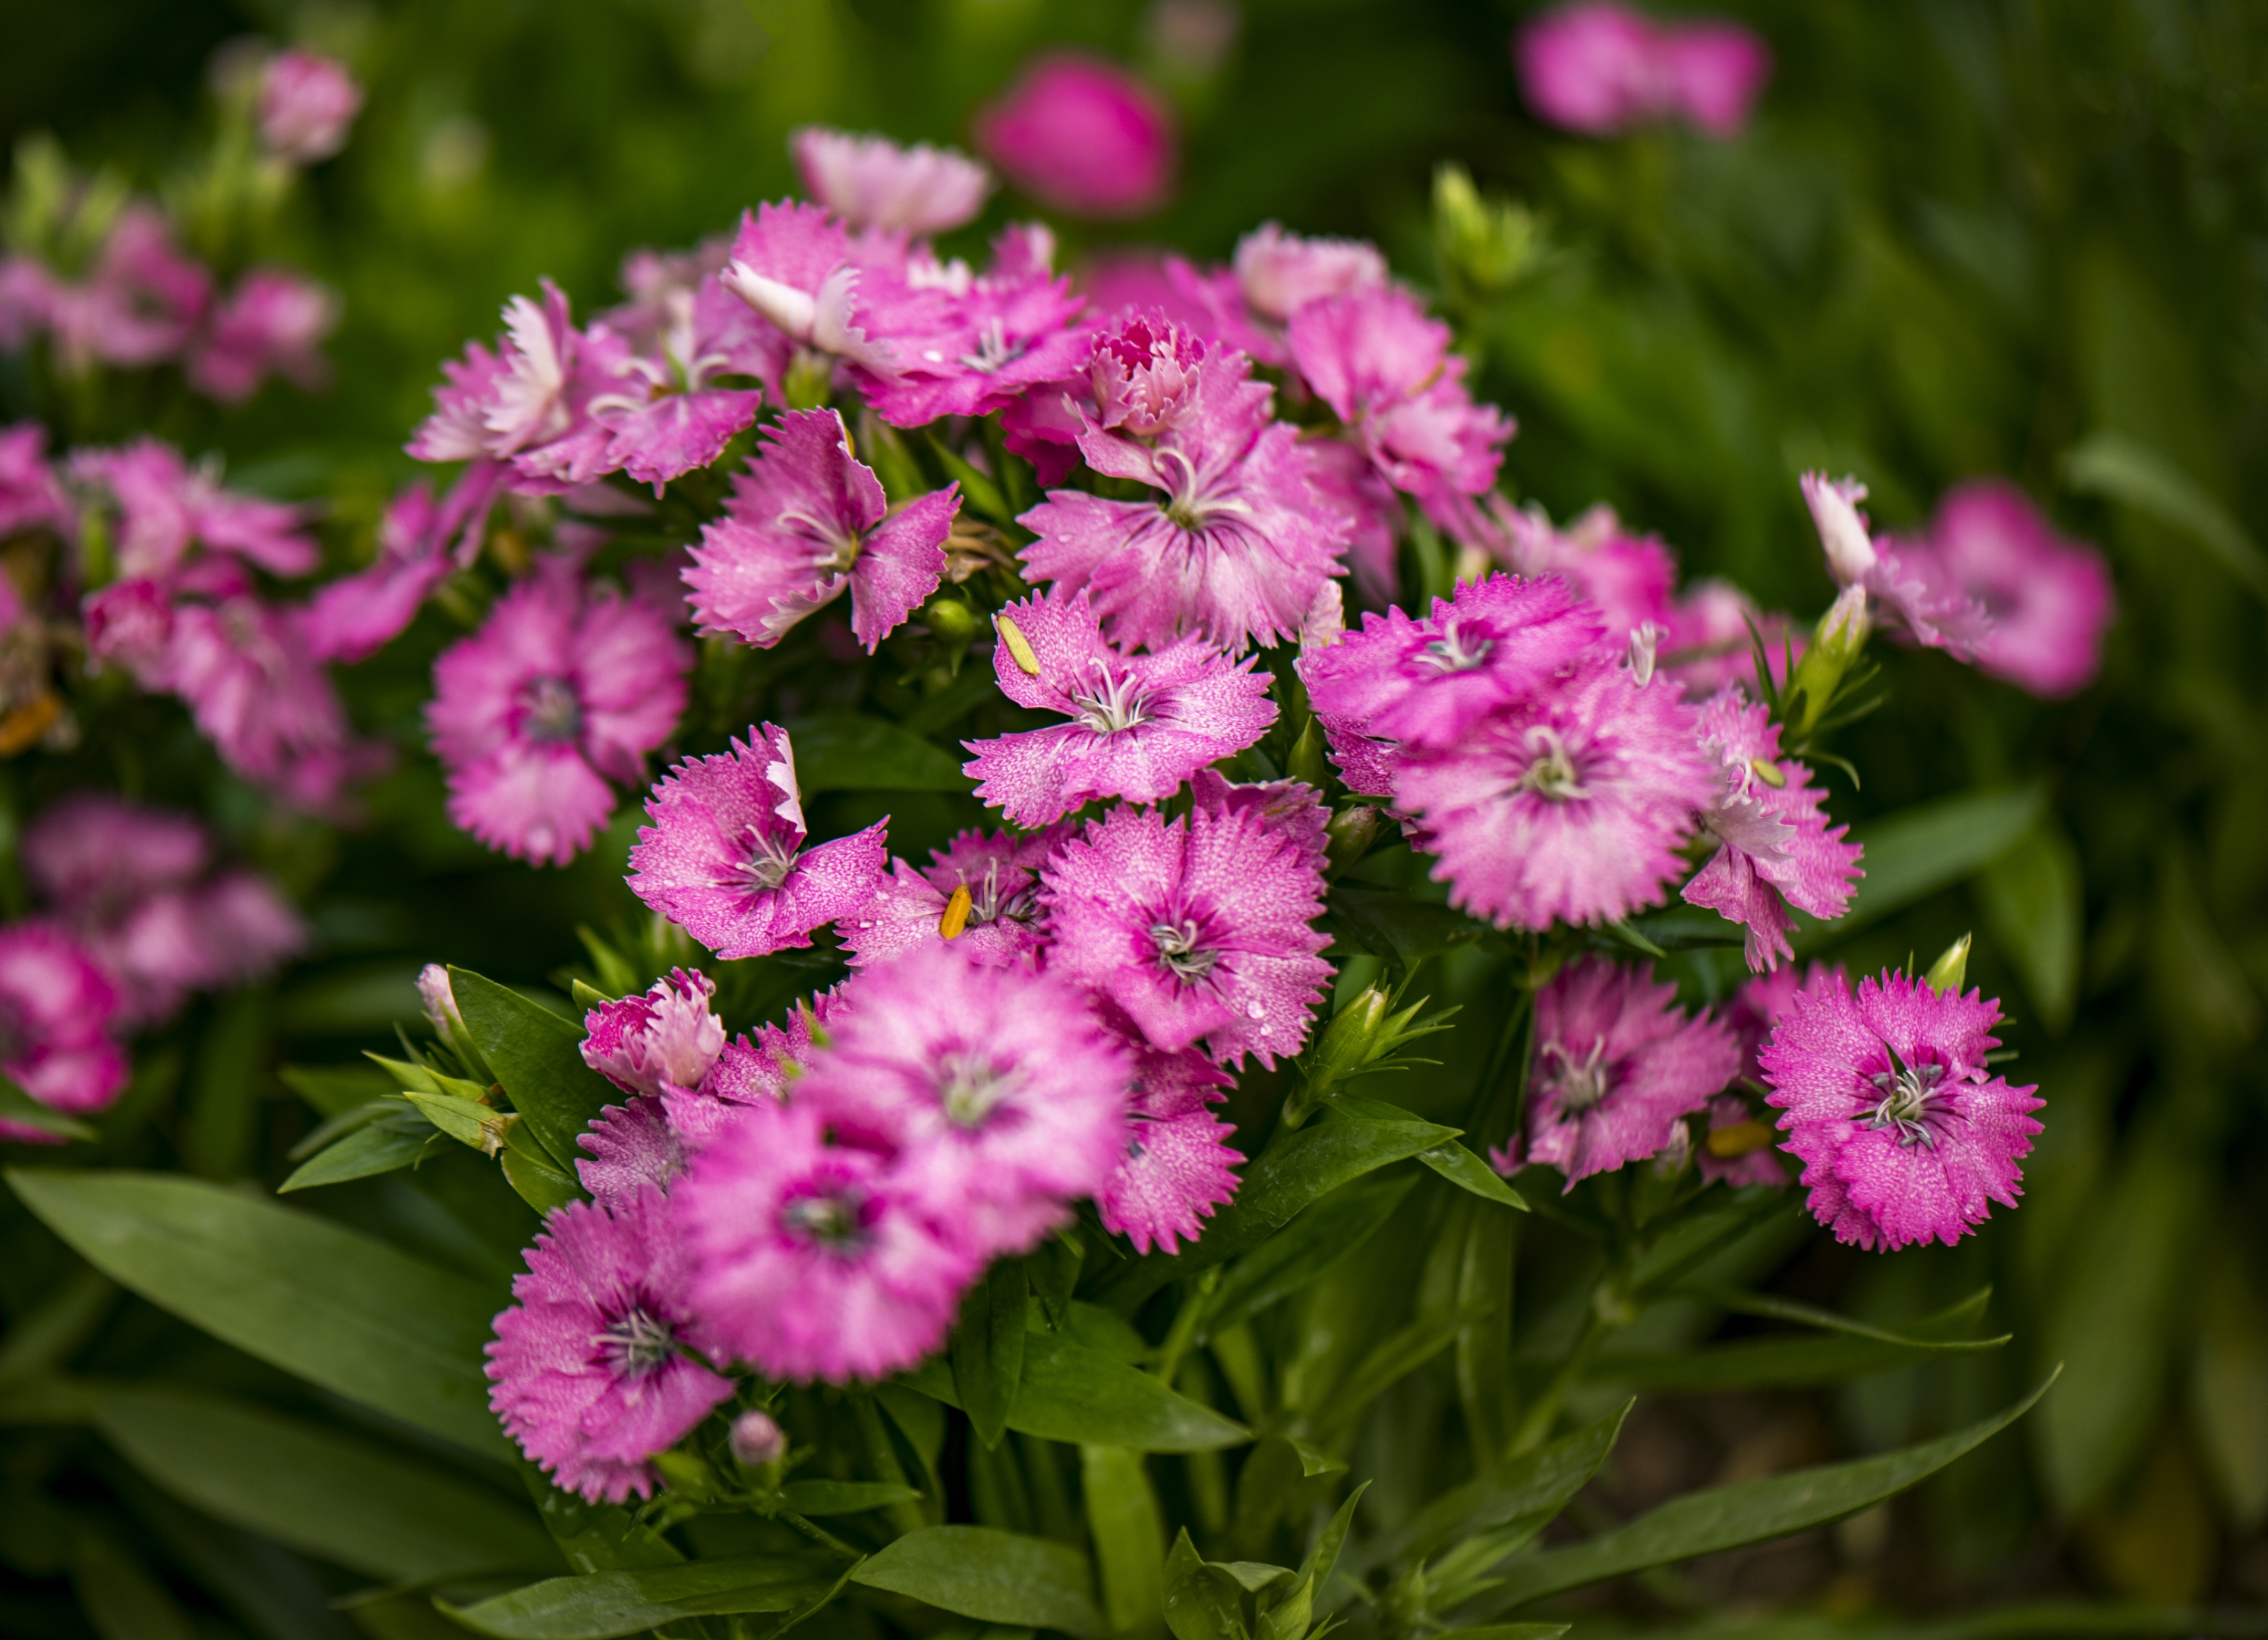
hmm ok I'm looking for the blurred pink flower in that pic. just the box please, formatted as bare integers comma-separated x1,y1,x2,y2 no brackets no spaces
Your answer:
258,49,364,164
1923,479,2115,699
0,423,74,540
187,269,339,403
1515,2,1771,140
973,54,1178,219
0,925,129,1144
793,127,993,236
842,826,1064,971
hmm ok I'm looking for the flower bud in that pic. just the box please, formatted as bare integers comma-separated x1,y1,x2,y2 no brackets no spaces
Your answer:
418,964,494,1081
1433,163,1546,302
730,1408,787,1470
923,597,983,645
258,49,364,166
1325,803,1382,875
1923,932,1971,996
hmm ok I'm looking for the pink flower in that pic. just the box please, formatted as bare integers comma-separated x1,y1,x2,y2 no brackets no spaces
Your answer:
1303,436,1403,602
428,560,692,866
628,723,888,959
1759,970,2043,1250
796,945,1131,1257
1089,311,1212,438
1800,473,1991,659
1298,572,1603,751
1020,348,1348,652
0,926,129,1145
1096,1025,1240,1254
973,54,1178,219
576,1098,686,1210
964,590,1276,826
1727,960,1844,1086
842,827,1061,971
1695,1094,1784,1188
588,275,769,490
89,869,303,1029
1481,499,1677,646
257,49,364,164
186,269,338,403
408,282,626,492
793,128,993,236
680,1096,976,1380
1661,576,1800,696
0,424,74,540
685,408,957,653
1043,798,1331,1070
1682,687,1863,971
1396,657,1715,930
1515,3,1771,140
1232,224,1388,324
1923,480,2115,699
661,990,844,1146
1188,768,1329,873
71,439,318,579
45,207,211,371
303,468,502,664
1492,957,1737,1188
487,1188,733,1503
581,970,727,1099
717,200,919,376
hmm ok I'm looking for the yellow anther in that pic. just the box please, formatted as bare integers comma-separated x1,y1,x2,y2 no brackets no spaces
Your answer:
1704,1120,1774,1159
939,884,974,941
1748,757,1787,789
995,612,1042,675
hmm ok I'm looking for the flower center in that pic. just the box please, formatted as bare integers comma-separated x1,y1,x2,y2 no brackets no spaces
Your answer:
519,675,583,745
1517,727,1587,801
781,1188,868,1254
936,1051,1017,1128
958,317,1027,374
1421,620,1494,674
1867,1052,1949,1148
594,1304,676,1377
963,859,1035,927
1543,1036,1611,1113
1150,919,1218,984
1072,665,1152,735
738,825,800,892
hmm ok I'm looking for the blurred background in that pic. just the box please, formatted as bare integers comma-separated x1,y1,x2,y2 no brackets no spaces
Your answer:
5,0,2266,1631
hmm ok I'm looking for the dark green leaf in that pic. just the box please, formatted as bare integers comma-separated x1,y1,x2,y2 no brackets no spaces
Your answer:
1976,820,2083,1033
1414,1142,1528,1211
1361,1403,1629,1571
780,1479,923,1515
924,439,1012,526
279,1061,400,1118
278,1120,437,1191
1822,786,2046,938
1029,1232,1084,1327
1315,1306,1491,1440
783,712,971,793
905,1331,1249,1452
1292,1482,1367,1606
1473,1373,2058,1613
501,1122,585,1215
1585,1332,2008,1392
94,1385,554,1582
71,1531,196,1640
449,967,614,1175
446,1554,850,1639
851,1525,1103,1640
1326,884,1482,964
1205,1172,1417,1340
7,1168,508,1456
2063,430,2268,596
0,1075,93,1141
1165,1529,1252,1640
1082,1445,1166,1638
954,1257,1030,1450
520,1465,683,1575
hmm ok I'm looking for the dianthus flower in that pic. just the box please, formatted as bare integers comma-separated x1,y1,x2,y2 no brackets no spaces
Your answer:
0,925,130,1145
581,969,728,1099
43,207,210,371
1515,2,1772,140
408,282,628,492
1286,285,1512,522
1396,657,1715,929
1188,768,1329,873
1095,1020,1241,1254
1800,473,1991,659
186,269,337,404
1043,798,1331,1069
964,591,1275,826
71,439,318,579
718,200,923,378
1233,224,1389,325
796,945,1131,1257
1299,571,1602,752
1303,436,1404,601
1695,1093,1785,1188
1020,348,1348,652
1759,970,2042,1250
973,53,1177,219
842,826,1062,970
587,273,769,490
1088,311,1216,438
1492,957,1737,1187
684,408,957,652
628,723,889,959
304,467,502,664
1477,496,1676,645
487,1187,733,1503
680,1096,975,1380
0,423,74,540
257,49,364,163
1682,687,1863,971
576,1097,686,1210
428,561,689,865
1921,480,2115,699
793,127,993,236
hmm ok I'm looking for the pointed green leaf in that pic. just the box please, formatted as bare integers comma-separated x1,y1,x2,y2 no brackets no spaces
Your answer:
446,1553,851,1639
1823,785,2047,938
448,968,614,1172
782,711,972,793
502,1122,585,1215
1205,1172,1416,1340
277,1120,434,1191
907,1332,1249,1453
1165,1529,1250,1640
954,1257,1030,1450
1361,1403,1630,1572
1083,1445,1166,1638
0,1075,93,1141
7,1168,508,1456
402,1088,503,1150
1292,1481,1367,1608
1415,1142,1528,1211
780,1479,923,1516
851,1525,1103,1640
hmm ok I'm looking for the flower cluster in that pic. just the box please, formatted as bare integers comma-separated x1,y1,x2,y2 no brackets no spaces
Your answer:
1516,2,1774,140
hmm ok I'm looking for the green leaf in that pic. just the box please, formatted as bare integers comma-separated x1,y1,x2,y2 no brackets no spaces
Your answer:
446,1554,851,1639
1414,1142,1528,1211
1082,1445,1167,1638
2063,429,2268,597
278,1118,434,1191
71,1531,196,1640
954,1257,1030,1450
1314,1306,1491,1440
907,1331,1250,1453
1205,1172,1417,1340
1326,884,1482,964
851,1525,1103,1640
1165,1529,1251,1640
925,438,1012,526
1474,1374,2058,1613
500,1121,585,1215
1825,785,2047,938
94,1385,555,1582
519,1465,683,1575
1292,1481,1367,1608
1585,1332,2008,1392
1976,820,2083,1033
780,1479,924,1516
783,711,971,793
1361,1403,1629,1571
449,967,614,1174
403,1088,503,1150
0,1075,93,1141
7,1168,508,1456
280,1061,399,1117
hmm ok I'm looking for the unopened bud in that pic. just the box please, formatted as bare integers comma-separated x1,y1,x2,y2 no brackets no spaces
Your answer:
651,1447,720,1500
1325,803,1383,875
924,597,983,644
1923,932,1971,997
1286,717,1329,791
730,1408,787,1469
418,964,493,1080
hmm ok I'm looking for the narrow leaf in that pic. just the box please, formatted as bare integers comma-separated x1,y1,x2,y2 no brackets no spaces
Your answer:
780,1479,923,1515
907,1332,1250,1453
1205,1172,1416,1340
446,1554,850,1639
1822,786,2046,938
1415,1142,1528,1211
1361,1403,1630,1571
277,1121,434,1191
1083,1445,1167,1638
851,1525,1103,1640
0,1076,94,1140
2063,429,2268,596
449,968,614,1173
954,1257,1030,1450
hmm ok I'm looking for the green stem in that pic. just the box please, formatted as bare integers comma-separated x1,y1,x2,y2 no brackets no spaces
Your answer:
1506,1307,1610,1458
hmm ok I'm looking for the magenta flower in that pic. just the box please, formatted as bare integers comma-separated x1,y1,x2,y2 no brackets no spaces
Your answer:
588,276,768,490
1233,224,1388,325
793,127,993,237
257,49,364,163
1188,768,1329,874
1801,473,1991,659
680,1096,976,1380
1923,480,2115,699
1286,286,1513,522
581,970,727,1099
44,207,210,371
0,926,129,1145
71,439,318,579
856,234,1098,428
1695,1094,1785,1189
685,408,957,653
0,424,74,541
304,467,502,664
1304,435,1403,602
408,282,627,493
1515,3,1771,140
487,1188,733,1503
1020,351,1348,652
1682,687,1863,971
429,561,689,866
661,990,844,1146
1481,497,1677,648
1726,960,1842,1087
973,54,1177,219
1396,658,1715,929
576,1098,686,1210
1493,957,1737,1188
66,863,302,1030
1096,1025,1240,1255
796,945,1131,1257
964,591,1276,826
1088,312,1213,439
629,723,889,960
842,827,1062,970
1759,970,2043,1250
1657,20,1776,137
186,269,337,404
718,200,918,376
1043,799,1332,1069
1299,572,1604,752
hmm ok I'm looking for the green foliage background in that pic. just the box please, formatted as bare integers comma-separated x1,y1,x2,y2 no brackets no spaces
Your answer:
3,0,2266,1633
